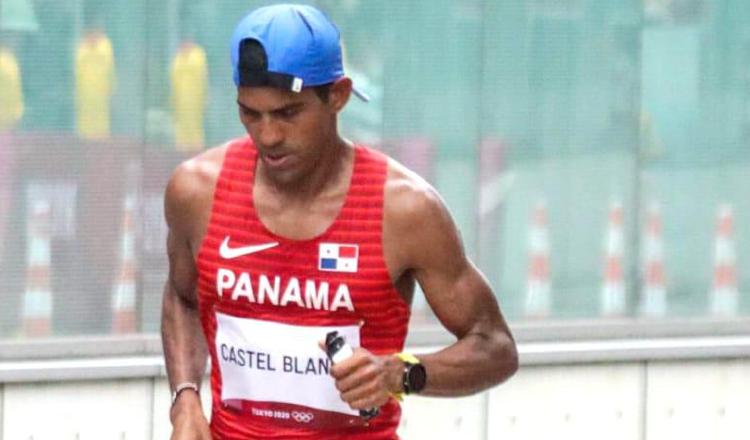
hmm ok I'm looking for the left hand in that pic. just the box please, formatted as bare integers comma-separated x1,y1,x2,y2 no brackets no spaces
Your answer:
328,347,402,411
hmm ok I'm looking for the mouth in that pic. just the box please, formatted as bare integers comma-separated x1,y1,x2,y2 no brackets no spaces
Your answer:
261,152,291,168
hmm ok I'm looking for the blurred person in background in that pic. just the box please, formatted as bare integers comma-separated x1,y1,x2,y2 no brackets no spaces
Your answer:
0,35,24,266
75,19,115,140
170,30,208,152
161,4,517,439
0,39,24,132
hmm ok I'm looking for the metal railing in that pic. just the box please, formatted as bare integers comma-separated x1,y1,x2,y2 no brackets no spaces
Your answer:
2,318,749,383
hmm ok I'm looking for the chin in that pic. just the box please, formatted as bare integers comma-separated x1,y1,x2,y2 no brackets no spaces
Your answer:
265,168,305,189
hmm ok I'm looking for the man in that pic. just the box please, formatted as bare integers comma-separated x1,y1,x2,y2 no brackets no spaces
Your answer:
0,40,24,267
0,42,24,132
75,21,115,140
171,34,208,151
161,4,517,439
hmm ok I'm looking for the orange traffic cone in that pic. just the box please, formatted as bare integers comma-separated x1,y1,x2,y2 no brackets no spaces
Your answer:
640,202,667,317
601,202,626,316
709,204,738,316
111,195,138,333
525,201,551,318
22,199,53,337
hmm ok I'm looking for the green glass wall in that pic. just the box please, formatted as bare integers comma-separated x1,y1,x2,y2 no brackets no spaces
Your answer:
0,0,748,339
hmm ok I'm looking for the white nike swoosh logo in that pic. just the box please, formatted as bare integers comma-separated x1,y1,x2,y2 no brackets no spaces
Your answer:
219,236,279,259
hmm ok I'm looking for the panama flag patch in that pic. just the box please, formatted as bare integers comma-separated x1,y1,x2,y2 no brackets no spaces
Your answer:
318,243,359,273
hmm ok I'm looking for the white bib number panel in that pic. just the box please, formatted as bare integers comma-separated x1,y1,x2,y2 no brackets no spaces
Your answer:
215,312,362,426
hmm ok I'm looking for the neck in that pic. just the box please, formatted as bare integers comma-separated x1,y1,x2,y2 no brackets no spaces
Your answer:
259,136,353,202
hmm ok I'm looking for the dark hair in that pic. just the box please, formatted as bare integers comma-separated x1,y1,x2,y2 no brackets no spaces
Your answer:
238,38,333,103
312,83,333,103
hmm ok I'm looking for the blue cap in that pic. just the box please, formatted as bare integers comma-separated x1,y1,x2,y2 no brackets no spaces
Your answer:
230,4,369,101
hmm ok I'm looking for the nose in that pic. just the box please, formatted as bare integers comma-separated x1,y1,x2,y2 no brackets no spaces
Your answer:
255,117,284,149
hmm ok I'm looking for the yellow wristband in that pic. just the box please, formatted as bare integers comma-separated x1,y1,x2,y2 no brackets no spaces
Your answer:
395,352,420,364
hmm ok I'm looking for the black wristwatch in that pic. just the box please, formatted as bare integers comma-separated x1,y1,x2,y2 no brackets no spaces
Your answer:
397,353,427,395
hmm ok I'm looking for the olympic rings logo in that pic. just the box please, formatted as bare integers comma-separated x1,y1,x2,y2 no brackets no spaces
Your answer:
291,411,315,423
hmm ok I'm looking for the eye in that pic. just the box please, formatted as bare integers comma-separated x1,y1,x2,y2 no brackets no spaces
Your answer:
240,107,260,120
277,107,301,119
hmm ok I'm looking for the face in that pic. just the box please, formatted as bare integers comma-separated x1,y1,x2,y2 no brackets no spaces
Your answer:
237,80,351,187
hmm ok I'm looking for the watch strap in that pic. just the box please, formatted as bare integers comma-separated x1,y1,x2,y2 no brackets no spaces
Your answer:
391,352,422,400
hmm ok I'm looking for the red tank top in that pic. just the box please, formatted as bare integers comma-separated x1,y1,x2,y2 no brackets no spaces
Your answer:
196,137,409,439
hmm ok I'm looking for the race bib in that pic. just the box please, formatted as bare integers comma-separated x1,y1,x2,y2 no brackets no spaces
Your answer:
215,312,363,428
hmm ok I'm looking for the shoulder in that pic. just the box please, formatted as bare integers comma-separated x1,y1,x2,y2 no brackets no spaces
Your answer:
167,143,227,201
383,157,463,270
164,142,230,230
383,157,445,227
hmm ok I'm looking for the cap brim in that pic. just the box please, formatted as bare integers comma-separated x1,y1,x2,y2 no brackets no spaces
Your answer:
352,86,370,102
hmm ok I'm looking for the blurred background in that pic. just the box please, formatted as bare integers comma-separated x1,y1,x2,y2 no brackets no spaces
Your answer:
1,0,747,338
0,0,749,439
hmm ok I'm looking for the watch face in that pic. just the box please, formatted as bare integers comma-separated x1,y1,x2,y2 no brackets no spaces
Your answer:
407,363,427,393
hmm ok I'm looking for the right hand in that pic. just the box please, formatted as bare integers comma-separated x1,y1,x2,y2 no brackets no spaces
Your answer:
170,391,212,440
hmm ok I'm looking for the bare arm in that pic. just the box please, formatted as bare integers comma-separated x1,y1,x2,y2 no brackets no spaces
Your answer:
331,168,517,411
395,181,518,397
161,232,207,412
161,161,214,438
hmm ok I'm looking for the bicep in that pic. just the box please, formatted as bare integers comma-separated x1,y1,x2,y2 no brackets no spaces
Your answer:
166,229,198,306
407,193,505,338
415,245,504,339
164,171,200,306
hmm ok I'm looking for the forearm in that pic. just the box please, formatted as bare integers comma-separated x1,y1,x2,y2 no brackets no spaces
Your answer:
414,329,517,397
161,282,208,389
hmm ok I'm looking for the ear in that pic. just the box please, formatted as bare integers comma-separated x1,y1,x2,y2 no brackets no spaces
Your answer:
328,77,353,113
